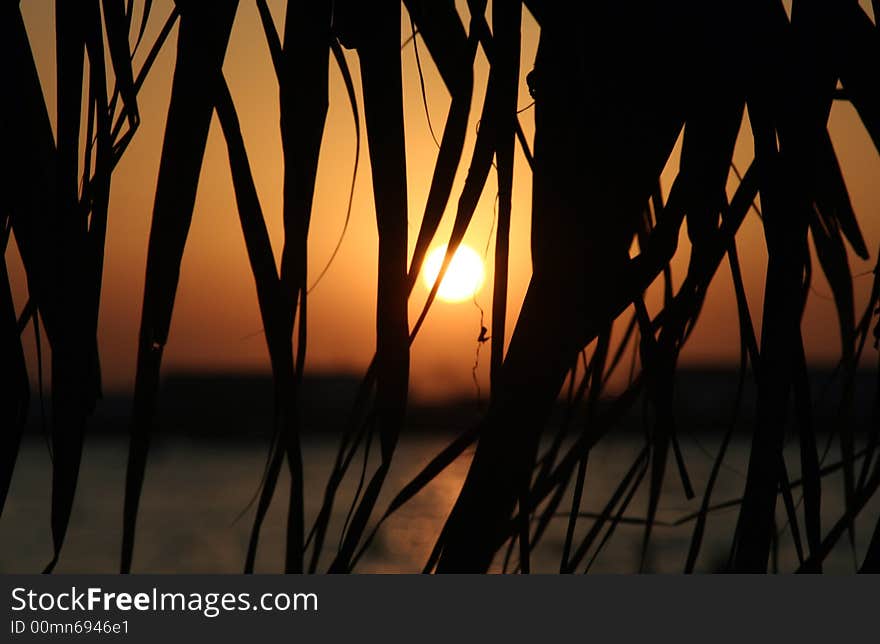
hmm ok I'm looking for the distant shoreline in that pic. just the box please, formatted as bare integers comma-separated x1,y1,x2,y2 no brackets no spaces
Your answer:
20,368,877,439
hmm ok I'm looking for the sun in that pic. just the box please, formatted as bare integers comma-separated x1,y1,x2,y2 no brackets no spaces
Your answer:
422,244,486,303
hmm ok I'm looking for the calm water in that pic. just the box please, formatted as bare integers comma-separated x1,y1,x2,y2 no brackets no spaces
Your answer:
1,434,877,573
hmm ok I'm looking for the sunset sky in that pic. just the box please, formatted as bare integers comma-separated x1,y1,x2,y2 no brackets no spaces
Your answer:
10,1,880,402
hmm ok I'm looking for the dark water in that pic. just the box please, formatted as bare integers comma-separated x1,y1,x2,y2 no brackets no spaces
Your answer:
1,434,877,573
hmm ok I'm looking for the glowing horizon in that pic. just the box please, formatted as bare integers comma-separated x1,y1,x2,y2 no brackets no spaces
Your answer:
8,0,880,403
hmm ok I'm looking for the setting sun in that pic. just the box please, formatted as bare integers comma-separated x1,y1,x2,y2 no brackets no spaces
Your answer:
422,244,486,303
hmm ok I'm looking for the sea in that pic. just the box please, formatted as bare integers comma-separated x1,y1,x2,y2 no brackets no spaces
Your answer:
2,431,877,574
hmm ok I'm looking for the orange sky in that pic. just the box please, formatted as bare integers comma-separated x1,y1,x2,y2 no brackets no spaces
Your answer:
10,1,880,402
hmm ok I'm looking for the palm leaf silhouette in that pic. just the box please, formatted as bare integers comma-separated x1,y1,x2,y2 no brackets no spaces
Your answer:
123,0,239,572
2,0,879,575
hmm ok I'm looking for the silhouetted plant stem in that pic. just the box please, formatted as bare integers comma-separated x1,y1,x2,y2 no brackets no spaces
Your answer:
0,251,28,517
329,0,410,572
489,0,520,402
0,5,56,525
437,3,686,572
123,0,239,573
